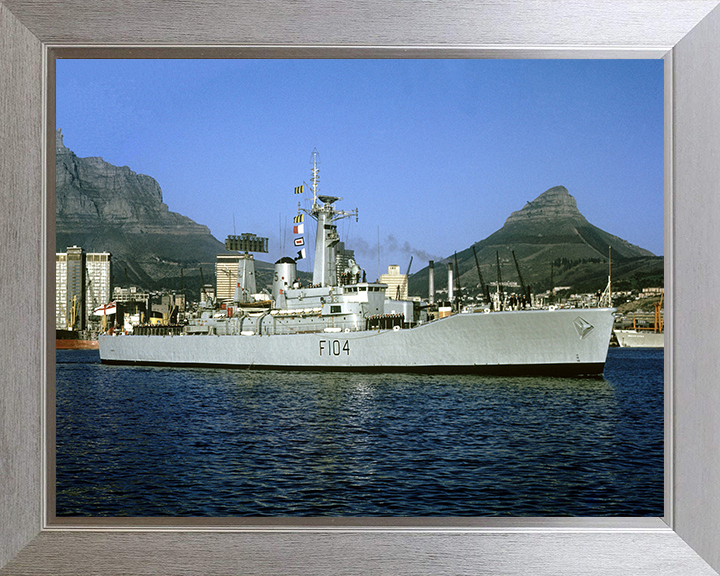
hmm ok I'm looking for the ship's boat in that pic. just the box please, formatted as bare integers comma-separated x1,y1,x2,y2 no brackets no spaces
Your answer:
99,152,616,376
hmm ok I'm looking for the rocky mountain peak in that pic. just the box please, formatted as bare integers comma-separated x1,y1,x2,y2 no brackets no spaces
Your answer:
56,128,71,155
56,131,227,289
504,185,586,226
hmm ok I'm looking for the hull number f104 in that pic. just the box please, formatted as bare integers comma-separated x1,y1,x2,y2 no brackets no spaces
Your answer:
319,339,350,356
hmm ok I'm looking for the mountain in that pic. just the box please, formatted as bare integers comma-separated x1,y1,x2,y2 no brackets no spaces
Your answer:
408,185,663,299
56,129,237,292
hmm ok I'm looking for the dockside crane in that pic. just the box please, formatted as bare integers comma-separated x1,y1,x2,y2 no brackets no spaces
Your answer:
454,252,463,310
472,246,490,304
199,267,212,306
496,251,504,310
512,250,530,304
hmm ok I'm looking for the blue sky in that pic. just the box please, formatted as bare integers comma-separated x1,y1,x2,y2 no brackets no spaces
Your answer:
56,59,664,280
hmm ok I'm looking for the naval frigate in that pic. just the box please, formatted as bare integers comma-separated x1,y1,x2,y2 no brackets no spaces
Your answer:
99,152,615,376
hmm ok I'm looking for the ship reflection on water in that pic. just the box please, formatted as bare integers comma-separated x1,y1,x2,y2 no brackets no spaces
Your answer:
55,347,663,517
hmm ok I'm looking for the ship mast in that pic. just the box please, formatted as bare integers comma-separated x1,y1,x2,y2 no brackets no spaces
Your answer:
300,150,358,287
598,245,613,308
310,148,320,209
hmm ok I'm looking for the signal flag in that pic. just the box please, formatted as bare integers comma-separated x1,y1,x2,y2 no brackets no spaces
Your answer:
296,248,306,260
294,237,305,247
293,223,304,235
294,185,304,194
293,214,304,224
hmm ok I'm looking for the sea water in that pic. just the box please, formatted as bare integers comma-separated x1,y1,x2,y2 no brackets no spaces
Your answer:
55,347,663,516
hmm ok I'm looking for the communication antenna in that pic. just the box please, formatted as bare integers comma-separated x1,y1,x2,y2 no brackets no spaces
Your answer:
310,148,320,208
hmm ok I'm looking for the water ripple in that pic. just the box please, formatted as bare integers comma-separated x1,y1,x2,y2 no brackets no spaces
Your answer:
56,348,663,516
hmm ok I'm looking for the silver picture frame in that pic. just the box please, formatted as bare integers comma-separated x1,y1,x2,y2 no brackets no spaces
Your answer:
2,1,720,574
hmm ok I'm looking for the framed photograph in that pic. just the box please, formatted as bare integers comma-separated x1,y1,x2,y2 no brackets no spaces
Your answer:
2,1,720,574
51,55,666,522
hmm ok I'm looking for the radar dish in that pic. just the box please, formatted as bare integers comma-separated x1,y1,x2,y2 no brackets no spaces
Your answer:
318,195,341,204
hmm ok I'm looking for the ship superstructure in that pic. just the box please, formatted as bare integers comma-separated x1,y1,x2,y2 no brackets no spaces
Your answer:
99,152,616,376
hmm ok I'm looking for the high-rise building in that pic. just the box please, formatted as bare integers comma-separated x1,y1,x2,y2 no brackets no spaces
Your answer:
335,241,357,281
55,246,112,330
380,264,408,300
55,253,68,330
65,246,84,329
216,254,241,302
85,252,112,325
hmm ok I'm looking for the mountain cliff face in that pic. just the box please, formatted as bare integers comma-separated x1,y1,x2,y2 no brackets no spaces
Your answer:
55,129,226,290
504,185,587,225
487,185,654,261
409,185,662,297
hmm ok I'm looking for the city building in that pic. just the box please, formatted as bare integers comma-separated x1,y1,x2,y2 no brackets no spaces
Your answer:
113,286,151,325
85,252,112,324
640,287,664,297
55,246,111,330
55,253,68,329
113,286,150,306
380,264,408,300
335,242,358,282
216,253,242,302
150,293,186,324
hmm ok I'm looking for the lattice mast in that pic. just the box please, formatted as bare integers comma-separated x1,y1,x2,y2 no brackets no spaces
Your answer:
300,149,358,286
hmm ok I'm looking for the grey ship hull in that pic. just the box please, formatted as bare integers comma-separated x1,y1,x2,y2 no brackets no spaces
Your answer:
99,308,615,376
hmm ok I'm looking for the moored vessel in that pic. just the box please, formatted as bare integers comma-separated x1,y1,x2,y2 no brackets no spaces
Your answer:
56,329,99,350
614,329,664,348
613,293,664,348
99,152,616,376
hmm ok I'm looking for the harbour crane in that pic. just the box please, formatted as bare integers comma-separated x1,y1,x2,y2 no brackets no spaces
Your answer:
512,250,530,304
472,246,490,304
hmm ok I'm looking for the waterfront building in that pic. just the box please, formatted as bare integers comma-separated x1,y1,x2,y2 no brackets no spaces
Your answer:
85,252,112,325
150,293,186,323
216,253,241,302
55,246,111,330
380,264,408,300
641,287,664,298
113,286,150,305
55,253,68,329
